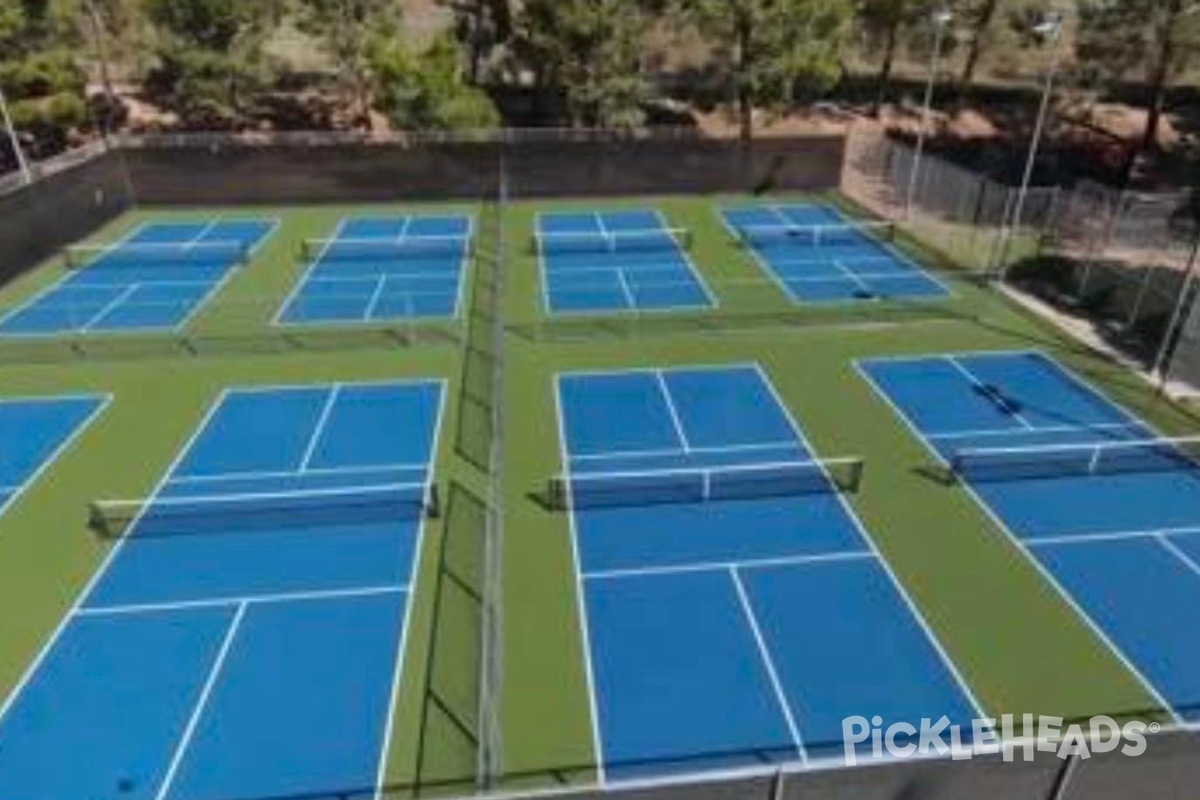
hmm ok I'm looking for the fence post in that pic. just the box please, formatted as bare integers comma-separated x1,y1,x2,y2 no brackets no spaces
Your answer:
770,765,786,800
1124,267,1157,329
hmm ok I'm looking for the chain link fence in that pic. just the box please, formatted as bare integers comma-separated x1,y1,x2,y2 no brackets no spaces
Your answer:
840,125,1058,275
840,124,1200,396
4,125,1200,799
1020,179,1200,392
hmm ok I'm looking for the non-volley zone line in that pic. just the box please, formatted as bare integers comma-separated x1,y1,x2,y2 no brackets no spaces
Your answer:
0,394,110,522
858,349,1200,726
0,218,277,337
276,214,473,326
0,379,446,800
719,203,948,304
536,209,715,315
555,362,981,782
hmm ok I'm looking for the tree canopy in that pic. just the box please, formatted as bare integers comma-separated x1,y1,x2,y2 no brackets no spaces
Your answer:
683,0,853,140
3,0,1200,180
1077,0,1200,159
510,0,651,128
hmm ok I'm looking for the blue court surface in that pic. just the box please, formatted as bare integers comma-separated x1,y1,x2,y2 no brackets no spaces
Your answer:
276,215,472,325
859,350,1200,725
555,364,979,782
0,380,445,800
720,203,948,303
0,395,108,521
536,210,714,314
0,219,276,336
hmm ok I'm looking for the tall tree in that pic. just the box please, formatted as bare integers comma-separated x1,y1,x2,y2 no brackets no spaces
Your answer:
295,0,399,126
1077,0,1200,162
440,0,512,84
684,0,851,142
511,0,651,128
141,0,275,127
857,0,935,115
368,32,499,129
954,0,1001,90
0,0,89,160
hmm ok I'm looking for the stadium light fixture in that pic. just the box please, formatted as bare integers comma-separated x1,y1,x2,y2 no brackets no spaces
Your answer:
905,8,954,219
996,11,1064,279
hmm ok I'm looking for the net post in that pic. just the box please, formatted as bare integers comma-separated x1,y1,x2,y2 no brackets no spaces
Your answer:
426,483,442,519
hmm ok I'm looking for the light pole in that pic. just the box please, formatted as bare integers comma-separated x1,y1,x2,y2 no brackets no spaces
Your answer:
0,82,31,185
1152,230,1200,388
905,8,954,219
995,11,1065,280
82,0,117,146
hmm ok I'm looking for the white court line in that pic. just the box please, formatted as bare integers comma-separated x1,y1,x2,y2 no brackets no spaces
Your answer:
0,395,112,525
614,268,637,309
305,271,459,287
776,270,928,285
0,383,211,728
766,205,795,228
831,260,873,294
584,550,874,581
394,215,413,243
373,378,448,800
447,213,475,322
944,356,1036,430
535,211,555,316
299,385,342,472
653,370,692,453
153,602,246,800
0,379,438,747
927,421,1144,441
1026,525,1200,548
719,203,954,303
714,205,805,305
78,584,406,618
571,440,800,463
1025,529,1167,548
552,374,609,786
185,215,223,246
61,215,277,337
650,208,719,311
819,204,956,300
754,362,989,722
79,284,141,332
730,567,808,765
271,215,350,326
852,357,1184,725
0,222,150,335
167,461,428,485
1155,535,1200,580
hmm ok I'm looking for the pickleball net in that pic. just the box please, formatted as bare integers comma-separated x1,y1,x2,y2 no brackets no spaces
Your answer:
733,221,896,249
947,435,1200,483
533,227,694,255
64,240,254,270
547,457,865,511
88,481,441,539
300,235,473,262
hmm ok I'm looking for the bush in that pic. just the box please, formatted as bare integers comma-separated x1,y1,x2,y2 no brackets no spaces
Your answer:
370,34,500,131
9,92,86,156
0,51,85,100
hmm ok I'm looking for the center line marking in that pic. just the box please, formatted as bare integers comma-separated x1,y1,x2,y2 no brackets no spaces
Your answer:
153,601,247,800
299,385,342,472
730,567,807,765
654,371,692,453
